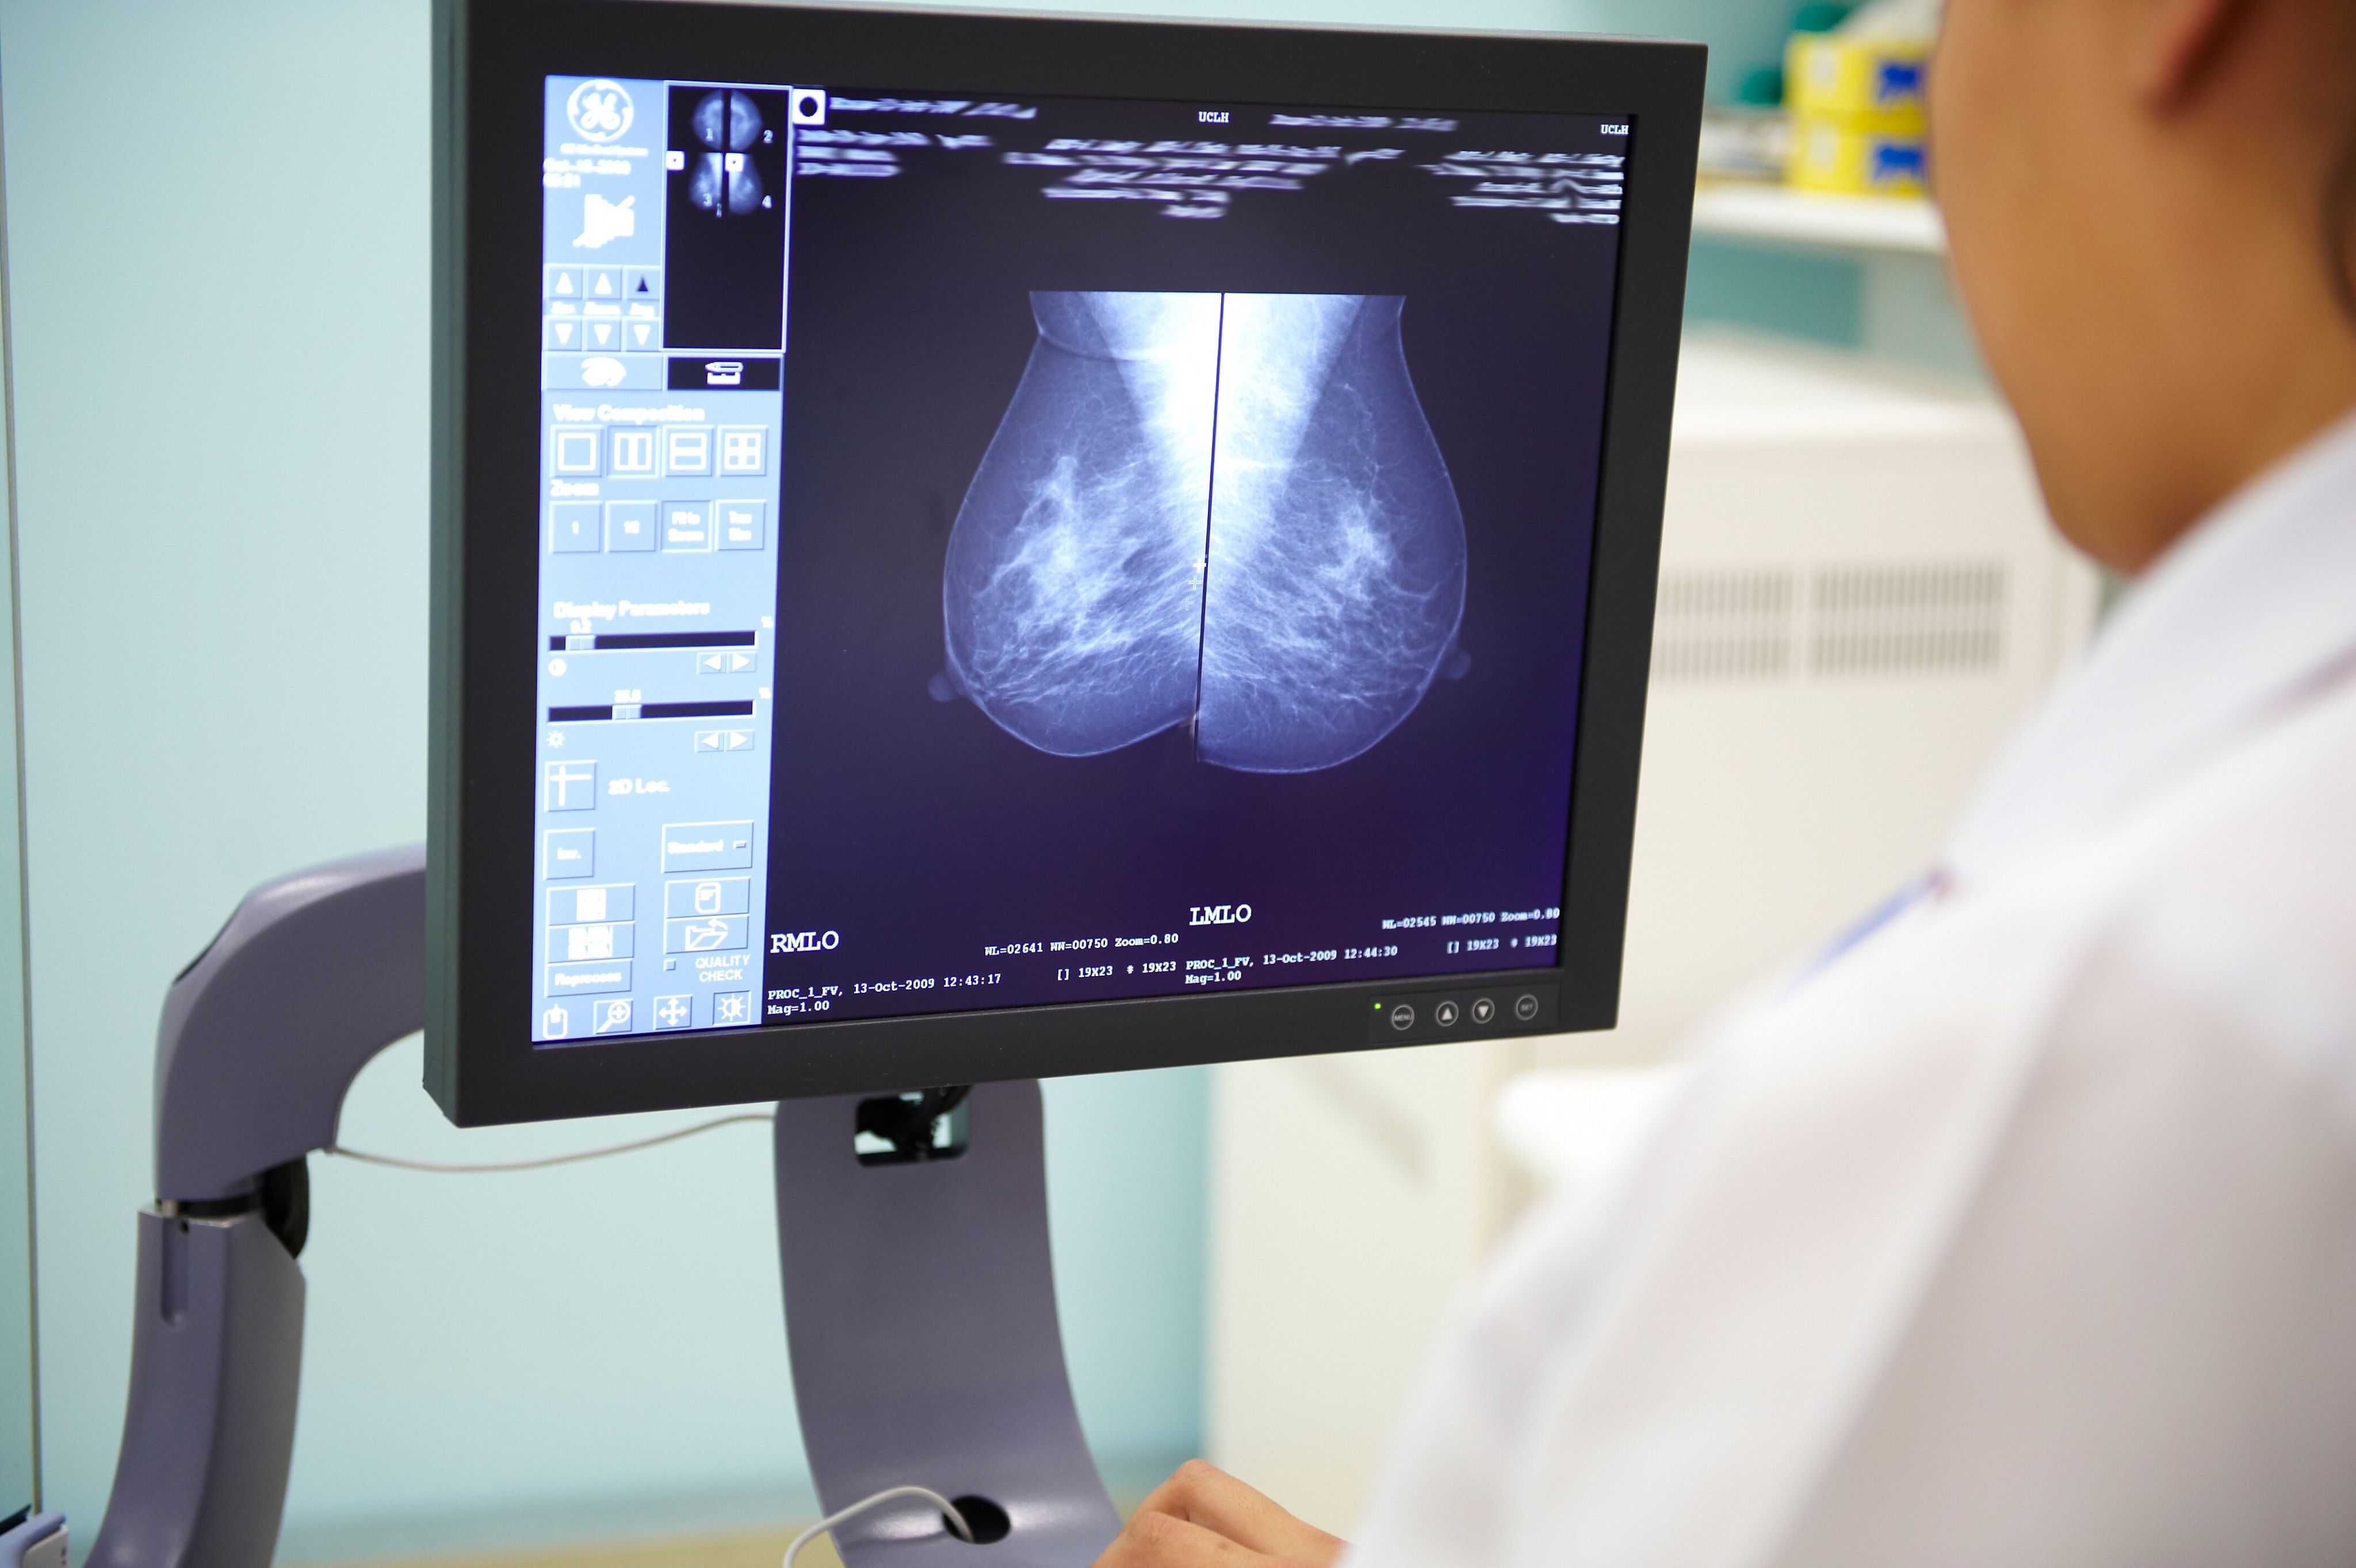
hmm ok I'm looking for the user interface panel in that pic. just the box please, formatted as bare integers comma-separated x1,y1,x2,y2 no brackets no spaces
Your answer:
532,74,1632,1045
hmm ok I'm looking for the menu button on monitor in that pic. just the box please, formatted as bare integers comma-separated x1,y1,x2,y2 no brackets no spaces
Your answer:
544,828,595,879
546,959,630,995
663,821,756,872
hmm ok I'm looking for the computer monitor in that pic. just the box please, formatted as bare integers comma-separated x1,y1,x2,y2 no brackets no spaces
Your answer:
426,0,1701,1126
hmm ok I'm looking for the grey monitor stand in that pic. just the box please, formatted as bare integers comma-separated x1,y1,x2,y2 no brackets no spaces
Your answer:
85,848,1121,1568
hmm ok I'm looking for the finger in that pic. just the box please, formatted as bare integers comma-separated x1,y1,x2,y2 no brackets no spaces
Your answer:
1093,1504,1264,1568
1133,1461,1345,1562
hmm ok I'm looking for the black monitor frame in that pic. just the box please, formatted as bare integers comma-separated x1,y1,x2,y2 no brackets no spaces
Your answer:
427,0,1702,1126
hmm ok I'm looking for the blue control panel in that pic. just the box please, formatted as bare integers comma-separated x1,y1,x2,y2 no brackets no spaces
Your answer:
533,75,813,1043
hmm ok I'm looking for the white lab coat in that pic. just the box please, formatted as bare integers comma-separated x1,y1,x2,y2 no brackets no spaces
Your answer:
1348,409,2356,1568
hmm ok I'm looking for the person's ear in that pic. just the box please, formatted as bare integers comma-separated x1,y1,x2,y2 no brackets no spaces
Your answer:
2135,0,2259,110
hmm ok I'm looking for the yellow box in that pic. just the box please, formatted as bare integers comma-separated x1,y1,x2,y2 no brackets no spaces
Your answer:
1786,111,1927,195
1786,32,1931,120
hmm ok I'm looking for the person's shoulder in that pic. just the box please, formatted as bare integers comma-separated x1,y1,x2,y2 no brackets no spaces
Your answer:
2114,669,2356,940
2013,671,2356,1050
1436,689,2356,1568
1755,684,2356,1568
2044,676,2356,1085
1778,671,2356,1095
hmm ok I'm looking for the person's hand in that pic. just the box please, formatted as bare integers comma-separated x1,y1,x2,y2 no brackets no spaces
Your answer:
1092,1460,1347,1568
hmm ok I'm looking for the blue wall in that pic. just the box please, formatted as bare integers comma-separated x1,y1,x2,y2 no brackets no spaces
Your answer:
0,231,36,1516
0,0,1793,1552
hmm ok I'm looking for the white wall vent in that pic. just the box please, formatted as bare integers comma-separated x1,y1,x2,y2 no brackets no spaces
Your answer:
1808,560,2008,676
1651,567,1795,683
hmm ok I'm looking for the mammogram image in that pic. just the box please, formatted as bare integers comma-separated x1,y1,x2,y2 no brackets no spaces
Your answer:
688,89,767,216
940,291,1467,773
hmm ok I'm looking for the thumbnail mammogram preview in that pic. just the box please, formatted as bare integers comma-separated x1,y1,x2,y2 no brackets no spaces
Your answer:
940,292,1467,774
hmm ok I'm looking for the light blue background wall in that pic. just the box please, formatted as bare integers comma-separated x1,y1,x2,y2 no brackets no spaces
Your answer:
0,174,37,1517
0,0,1795,1553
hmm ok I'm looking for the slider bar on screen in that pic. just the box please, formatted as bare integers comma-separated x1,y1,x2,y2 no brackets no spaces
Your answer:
549,631,759,651
548,701,758,722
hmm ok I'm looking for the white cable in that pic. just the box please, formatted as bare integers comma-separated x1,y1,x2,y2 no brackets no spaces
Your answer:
326,1112,776,1173
785,1485,975,1568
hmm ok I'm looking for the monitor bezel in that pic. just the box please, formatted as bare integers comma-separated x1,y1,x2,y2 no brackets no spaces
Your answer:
427,0,1701,1126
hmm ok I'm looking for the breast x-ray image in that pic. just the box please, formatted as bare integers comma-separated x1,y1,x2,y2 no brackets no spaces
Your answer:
688,89,768,216
767,93,1619,1013
663,85,786,348
940,291,1467,774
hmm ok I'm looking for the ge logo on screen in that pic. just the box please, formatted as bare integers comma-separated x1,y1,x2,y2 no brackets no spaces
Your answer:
567,79,633,141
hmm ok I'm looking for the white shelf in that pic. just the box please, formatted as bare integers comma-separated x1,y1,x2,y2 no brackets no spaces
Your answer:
1692,183,1946,257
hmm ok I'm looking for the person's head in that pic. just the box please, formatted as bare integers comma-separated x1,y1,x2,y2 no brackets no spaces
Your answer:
1931,0,2356,573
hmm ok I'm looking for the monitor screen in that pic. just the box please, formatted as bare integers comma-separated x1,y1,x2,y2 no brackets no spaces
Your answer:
430,2,1698,1121
531,77,1628,1046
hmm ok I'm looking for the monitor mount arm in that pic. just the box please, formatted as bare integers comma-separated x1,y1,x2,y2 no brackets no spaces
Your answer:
86,845,427,1568
85,847,1118,1568
778,1083,1120,1567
